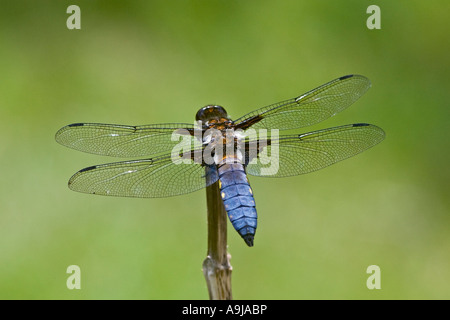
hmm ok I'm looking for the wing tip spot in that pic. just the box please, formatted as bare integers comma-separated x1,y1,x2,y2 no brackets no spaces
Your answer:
339,74,353,80
352,123,370,127
79,165,97,173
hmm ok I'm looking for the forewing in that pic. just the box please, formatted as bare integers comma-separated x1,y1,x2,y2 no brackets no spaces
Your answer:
55,122,197,157
68,153,217,198
245,123,385,177
235,75,371,131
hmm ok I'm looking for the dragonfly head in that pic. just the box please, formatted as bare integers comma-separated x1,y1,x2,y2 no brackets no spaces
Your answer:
196,105,230,125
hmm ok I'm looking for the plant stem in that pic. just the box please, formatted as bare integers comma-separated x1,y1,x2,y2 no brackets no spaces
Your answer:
202,179,233,300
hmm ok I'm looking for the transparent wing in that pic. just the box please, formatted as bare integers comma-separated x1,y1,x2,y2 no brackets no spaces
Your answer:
245,123,385,177
235,75,371,131
55,122,197,157
68,153,218,198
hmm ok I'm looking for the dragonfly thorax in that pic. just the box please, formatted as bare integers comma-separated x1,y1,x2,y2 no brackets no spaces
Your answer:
197,121,245,166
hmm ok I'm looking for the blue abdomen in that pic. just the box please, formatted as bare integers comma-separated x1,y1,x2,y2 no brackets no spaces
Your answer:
218,161,257,247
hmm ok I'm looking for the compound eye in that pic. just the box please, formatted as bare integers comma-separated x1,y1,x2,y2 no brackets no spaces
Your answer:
195,105,229,122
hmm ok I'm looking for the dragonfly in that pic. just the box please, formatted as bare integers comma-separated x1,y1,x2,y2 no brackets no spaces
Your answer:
56,74,385,247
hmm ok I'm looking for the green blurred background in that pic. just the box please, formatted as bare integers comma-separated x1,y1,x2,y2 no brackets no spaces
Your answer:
0,0,448,299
